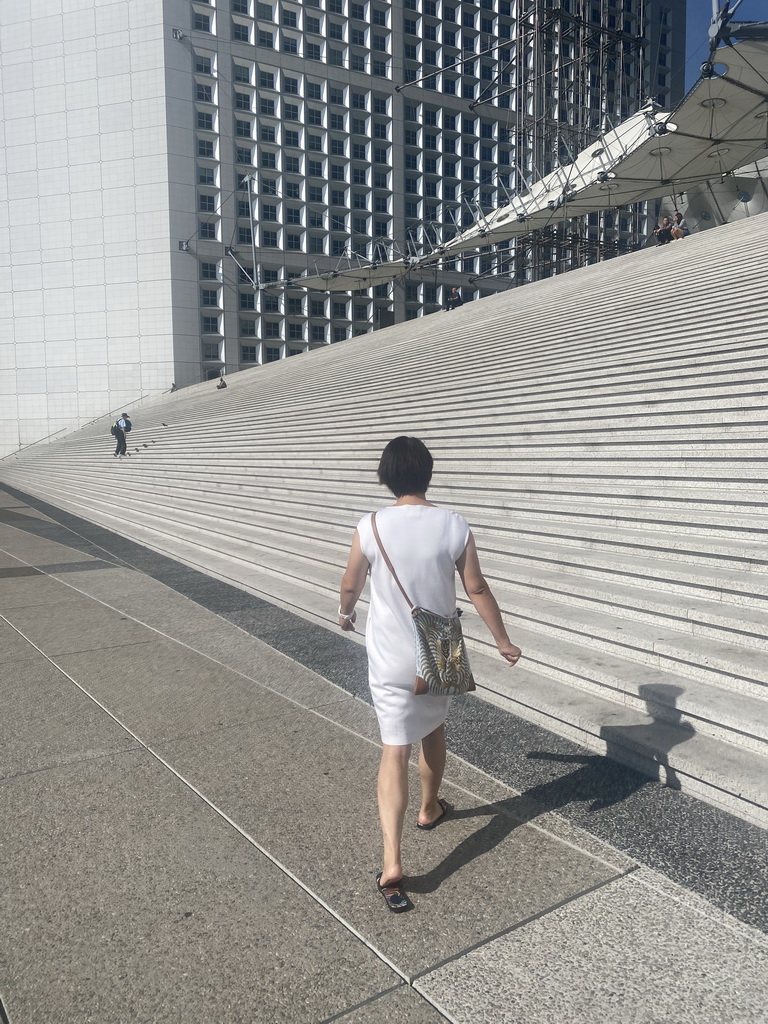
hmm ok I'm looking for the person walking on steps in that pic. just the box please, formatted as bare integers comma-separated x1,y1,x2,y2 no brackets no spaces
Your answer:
338,435,522,913
112,412,132,458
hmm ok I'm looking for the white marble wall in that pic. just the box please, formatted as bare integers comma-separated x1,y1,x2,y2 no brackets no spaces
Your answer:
0,0,190,458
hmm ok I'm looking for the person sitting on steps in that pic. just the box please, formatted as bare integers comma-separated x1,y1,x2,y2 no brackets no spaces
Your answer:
653,216,674,245
445,287,464,311
671,212,689,240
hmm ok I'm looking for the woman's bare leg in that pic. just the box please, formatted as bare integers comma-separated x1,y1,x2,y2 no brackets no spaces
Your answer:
378,743,411,884
418,723,447,826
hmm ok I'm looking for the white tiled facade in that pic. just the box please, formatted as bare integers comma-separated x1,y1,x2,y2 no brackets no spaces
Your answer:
0,0,684,457
0,0,190,457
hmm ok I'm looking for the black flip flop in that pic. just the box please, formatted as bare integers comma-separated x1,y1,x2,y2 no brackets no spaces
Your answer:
376,873,411,913
417,797,452,831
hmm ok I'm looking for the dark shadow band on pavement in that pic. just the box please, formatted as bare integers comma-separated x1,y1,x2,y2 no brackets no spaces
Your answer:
0,481,766,933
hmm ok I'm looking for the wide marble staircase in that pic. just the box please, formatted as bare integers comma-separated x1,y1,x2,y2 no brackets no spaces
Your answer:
3,213,768,826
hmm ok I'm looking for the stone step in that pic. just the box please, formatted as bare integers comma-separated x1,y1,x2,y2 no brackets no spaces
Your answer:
238,382,768,421
55,439,768,461
22,457,768,512
484,564,768,651
7,467,768,604
34,411,768,452
477,537,768,607
14,486,767,827
26,456,768,537
459,506,768,560
18,477,768,706
184,367,768,420
27,409,768,453
13,468,768,596
4,210,768,828
87,390,768,428
49,449,768,480
27,339,768,444
60,481,767,657
111,372,768,427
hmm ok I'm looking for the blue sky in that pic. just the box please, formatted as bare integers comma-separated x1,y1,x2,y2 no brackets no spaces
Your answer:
686,0,765,88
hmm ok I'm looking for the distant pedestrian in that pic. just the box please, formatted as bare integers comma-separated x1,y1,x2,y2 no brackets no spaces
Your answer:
111,412,132,458
445,287,464,311
169,382,177,392
216,377,227,390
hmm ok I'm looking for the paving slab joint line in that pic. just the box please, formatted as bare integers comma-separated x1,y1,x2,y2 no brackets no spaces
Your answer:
0,541,359,722
629,867,768,946
7,491,753,943
0,616,412,988
0,538,645,877
0,562,635,879
315,983,437,1024
409,865,639,988
1,597,646,1012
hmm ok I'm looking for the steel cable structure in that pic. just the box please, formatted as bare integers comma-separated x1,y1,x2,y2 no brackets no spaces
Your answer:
269,29,767,295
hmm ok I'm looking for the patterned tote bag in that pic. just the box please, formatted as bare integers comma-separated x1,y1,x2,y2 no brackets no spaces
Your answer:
371,513,476,697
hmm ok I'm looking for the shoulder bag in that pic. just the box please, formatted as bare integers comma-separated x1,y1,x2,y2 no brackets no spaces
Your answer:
371,512,476,697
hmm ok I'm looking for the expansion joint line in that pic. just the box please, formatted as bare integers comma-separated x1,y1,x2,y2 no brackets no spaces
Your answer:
0,612,412,985
409,864,639,989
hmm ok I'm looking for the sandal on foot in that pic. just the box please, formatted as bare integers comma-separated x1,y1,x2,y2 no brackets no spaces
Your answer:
376,873,410,913
417,797,452,831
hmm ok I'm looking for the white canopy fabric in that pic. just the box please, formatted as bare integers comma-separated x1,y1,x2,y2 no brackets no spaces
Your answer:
278,40,768,291
420,39,768,262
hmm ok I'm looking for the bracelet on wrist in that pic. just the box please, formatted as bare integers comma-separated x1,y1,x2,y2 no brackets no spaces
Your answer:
338,606,356,620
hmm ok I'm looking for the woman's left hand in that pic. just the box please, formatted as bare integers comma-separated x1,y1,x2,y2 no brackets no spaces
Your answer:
498,640,522,666
339,611,357,631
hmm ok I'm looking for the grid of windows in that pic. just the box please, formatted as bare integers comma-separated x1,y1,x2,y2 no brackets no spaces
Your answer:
187,0,673,374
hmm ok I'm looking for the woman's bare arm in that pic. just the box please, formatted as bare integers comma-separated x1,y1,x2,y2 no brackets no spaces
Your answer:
457,533,521,666
338,530,370,631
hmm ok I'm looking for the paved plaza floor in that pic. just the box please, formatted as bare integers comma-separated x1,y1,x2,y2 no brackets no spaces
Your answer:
0,483,766,1024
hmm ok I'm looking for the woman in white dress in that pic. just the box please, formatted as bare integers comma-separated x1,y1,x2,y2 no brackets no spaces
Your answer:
338,436,521,912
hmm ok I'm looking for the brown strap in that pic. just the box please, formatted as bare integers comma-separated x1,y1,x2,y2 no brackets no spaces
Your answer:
371,512,414,609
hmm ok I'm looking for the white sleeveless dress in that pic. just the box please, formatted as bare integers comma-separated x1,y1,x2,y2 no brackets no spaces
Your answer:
356,505,471,745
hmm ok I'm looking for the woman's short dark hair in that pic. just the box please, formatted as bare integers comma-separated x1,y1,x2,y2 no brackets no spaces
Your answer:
378,436,433,497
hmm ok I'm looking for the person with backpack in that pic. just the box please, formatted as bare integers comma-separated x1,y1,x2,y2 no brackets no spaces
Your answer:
111,413,132,457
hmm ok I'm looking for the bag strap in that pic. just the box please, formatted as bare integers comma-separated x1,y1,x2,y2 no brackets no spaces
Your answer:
371,512,414,609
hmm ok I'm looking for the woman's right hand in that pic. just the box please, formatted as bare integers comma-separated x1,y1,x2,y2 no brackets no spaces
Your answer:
498,640,522,666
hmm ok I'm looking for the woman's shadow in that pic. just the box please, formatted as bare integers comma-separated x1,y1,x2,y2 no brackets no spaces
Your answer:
407,683,695,894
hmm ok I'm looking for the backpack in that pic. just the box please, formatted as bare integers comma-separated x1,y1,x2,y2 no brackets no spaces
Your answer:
110,423,119,437
123,419,132,433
